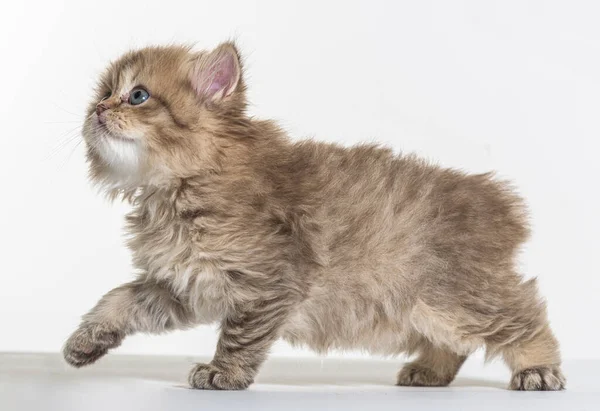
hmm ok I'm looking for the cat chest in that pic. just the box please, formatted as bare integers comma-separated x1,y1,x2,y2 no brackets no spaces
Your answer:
130,218,230,314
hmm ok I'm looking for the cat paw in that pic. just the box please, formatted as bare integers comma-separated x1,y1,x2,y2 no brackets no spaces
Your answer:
63,323,124,367
397,363,454,387
188,363,253,390
509,366,566,391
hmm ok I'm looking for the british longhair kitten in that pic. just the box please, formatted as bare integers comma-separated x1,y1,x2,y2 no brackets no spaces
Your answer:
64,42,565,391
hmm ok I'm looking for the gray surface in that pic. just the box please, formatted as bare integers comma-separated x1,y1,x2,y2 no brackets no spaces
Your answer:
0,354,597,410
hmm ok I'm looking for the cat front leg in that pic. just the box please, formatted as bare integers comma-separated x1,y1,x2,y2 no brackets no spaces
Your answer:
63,278,194,367
188,297,293,390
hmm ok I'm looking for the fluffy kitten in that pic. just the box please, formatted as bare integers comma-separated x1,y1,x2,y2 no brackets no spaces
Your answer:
64,42,565,391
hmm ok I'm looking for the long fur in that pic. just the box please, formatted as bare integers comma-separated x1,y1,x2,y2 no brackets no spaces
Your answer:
63,43,565,391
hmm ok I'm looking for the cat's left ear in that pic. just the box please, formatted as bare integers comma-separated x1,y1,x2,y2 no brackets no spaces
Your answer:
190,43,242,102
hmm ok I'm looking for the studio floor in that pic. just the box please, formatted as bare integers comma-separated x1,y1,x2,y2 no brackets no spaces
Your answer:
0,353,597,410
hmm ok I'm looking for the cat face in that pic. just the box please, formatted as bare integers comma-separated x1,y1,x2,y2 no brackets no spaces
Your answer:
82,43,245,190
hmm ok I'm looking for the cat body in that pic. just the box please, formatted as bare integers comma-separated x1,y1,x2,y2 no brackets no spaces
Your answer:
63,43,565,391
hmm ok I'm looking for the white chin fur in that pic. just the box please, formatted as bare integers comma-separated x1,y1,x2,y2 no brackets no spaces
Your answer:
96,134,142,174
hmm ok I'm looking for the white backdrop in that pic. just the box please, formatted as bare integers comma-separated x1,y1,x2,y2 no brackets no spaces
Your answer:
0,0,598,360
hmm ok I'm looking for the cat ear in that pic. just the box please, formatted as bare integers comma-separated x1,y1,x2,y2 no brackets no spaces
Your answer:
190,43,241,102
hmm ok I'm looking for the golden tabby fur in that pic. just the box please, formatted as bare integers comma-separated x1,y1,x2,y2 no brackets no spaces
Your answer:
63,42,565,391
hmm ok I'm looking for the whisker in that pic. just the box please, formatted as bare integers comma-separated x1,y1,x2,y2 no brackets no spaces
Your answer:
43,121,83,124
44,127,84,161
51,102,84,119
57,139,84,171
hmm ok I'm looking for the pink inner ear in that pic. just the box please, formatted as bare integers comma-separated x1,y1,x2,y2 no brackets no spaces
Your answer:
207,56,235,92
193,49,239,100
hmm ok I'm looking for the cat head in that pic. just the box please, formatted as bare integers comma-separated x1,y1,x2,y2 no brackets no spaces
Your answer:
82,42,247,193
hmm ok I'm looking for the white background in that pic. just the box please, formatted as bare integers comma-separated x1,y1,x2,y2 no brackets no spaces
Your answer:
0,0,598,361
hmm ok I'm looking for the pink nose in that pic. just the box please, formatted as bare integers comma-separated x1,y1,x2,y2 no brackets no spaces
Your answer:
96,103,109,123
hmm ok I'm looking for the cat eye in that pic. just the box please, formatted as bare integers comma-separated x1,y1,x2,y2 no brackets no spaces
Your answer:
101,91,111,101
129,87,150,105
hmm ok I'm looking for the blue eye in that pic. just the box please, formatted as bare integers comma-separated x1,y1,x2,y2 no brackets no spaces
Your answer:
129,87,150,105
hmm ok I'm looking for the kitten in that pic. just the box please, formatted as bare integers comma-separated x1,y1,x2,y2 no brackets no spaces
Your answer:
63,42,565,391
